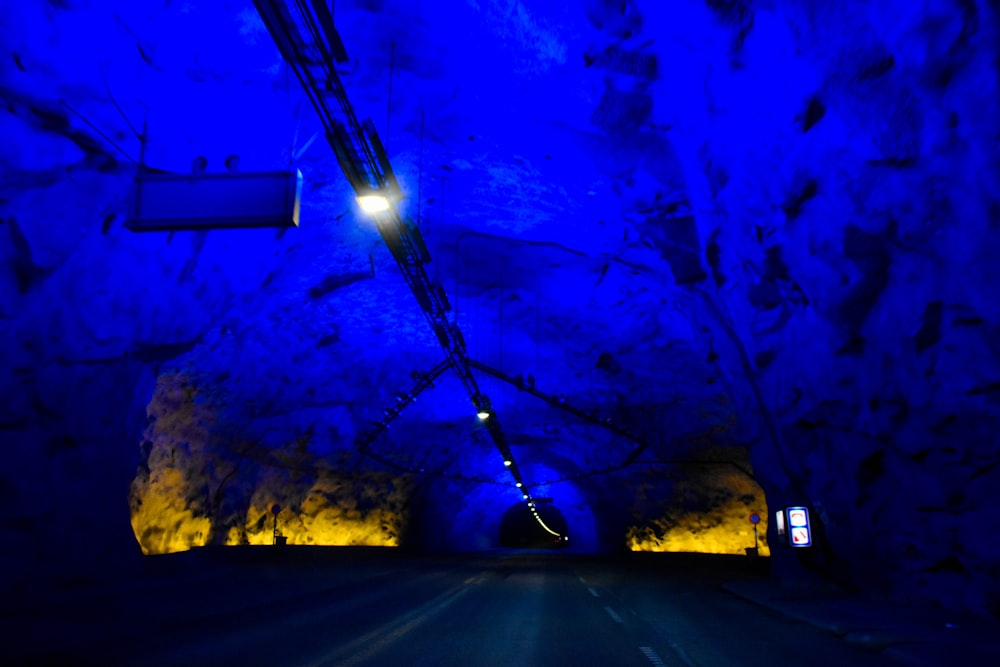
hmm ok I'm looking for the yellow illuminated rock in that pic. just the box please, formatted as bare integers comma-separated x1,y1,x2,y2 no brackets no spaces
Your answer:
132,374,409,554
626,455,770,556
130,374,216,555
130,467,213,555
238,473,406,547
626,494,770,556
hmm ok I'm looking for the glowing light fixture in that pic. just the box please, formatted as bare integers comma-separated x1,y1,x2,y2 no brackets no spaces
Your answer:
477,410,491,420
357,193,391,214
515,483,522,488
523,494,529,500
533,514,561,537
503,459,512,467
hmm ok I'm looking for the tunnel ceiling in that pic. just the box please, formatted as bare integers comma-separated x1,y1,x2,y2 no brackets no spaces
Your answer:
221,0,747,479
3,0,756,474
2,0,1000,610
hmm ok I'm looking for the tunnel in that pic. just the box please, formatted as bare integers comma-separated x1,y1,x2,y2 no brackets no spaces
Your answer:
499,501,570,549
2,1,1000,659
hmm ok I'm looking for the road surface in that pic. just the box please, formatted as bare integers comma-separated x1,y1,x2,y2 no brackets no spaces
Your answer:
7,551,895,666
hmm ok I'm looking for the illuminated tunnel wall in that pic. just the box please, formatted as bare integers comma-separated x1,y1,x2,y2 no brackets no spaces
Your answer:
130,374,411,553
2,0,999,618
626,457,770,556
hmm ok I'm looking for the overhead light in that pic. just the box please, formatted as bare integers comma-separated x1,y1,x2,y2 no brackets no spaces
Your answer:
523,494,529,500
477,410,490,420
357,193,391,214
515,483,522,488
503,459,512,467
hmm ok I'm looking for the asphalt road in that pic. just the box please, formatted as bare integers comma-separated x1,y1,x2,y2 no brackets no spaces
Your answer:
7,551,895,666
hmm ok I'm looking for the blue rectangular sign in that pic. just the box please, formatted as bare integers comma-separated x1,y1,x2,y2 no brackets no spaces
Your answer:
786,506,812,547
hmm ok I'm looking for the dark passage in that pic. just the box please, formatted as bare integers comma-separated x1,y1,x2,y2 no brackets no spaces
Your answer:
499,501,569,548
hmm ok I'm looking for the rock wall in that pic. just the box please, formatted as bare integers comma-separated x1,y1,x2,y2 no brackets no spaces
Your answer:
0,1,302,589
655,0,1000,614
1,0,998,619
627,451,769,556
130,373,411,554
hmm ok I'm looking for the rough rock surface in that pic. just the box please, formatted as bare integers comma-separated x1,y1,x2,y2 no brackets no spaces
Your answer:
1,0,998,616
130,373,411,553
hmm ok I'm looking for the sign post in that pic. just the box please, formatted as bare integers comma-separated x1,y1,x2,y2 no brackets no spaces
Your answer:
749,513,760,551
272,504,282,546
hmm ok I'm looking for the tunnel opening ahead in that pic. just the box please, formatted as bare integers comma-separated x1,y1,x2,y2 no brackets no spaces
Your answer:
499,501,569,549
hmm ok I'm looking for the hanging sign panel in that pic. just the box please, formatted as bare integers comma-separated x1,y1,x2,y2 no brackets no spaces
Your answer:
786,506,812,547
127,170,302,231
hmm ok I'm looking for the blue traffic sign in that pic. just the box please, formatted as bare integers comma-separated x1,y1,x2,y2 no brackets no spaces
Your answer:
786,506,812,547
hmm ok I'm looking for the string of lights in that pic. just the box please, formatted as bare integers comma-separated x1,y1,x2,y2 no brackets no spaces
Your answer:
253,0,559,538
467,358,652,463
468,358,737,475
353,359,452,452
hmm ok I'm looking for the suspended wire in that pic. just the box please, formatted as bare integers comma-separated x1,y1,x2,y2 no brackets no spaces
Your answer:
99,63,140,141
60,101,139,167
535,289,541,378
287,61,295,165
498,266,504,375
386,40,395,153
418,108,424,227
439,174,445,284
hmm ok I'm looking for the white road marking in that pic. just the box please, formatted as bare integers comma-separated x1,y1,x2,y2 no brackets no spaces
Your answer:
310,585,472,666
588,587,600,598
603,606,624,624
639,646,668,667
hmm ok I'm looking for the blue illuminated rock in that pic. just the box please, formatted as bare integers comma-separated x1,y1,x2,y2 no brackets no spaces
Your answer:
1,0,998,617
